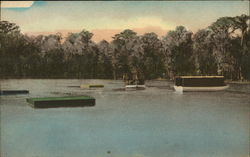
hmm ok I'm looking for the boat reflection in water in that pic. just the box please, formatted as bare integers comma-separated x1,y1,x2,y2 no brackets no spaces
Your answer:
174,76,229,92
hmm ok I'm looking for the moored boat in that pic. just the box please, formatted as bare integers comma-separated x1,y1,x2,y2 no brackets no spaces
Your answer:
123,70,146,89
174,76,229,92
125,84,146,89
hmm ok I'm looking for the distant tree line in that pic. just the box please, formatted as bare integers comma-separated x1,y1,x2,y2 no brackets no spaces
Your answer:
0,14,249,80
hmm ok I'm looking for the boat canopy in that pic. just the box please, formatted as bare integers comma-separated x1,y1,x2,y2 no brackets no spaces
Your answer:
175,76,226,87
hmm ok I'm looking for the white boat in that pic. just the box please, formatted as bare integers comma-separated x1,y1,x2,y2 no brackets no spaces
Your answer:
174,85,229,92
174,76,229,92
125,84,146,89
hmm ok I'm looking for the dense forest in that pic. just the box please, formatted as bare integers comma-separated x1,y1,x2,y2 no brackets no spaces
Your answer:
0,14,249,80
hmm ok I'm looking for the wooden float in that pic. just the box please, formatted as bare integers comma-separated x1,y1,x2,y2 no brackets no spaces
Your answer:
0,90,29,95
26,96,95,108
174,76,229,92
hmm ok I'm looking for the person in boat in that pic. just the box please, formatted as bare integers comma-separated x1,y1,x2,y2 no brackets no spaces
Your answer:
123,69,145,85
137,74,145,85
123,73,134,85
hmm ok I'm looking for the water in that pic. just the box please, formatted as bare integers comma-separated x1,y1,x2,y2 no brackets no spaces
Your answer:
0,79,249,157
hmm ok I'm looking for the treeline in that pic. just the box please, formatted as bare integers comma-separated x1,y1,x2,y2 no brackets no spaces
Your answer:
0,14,249,80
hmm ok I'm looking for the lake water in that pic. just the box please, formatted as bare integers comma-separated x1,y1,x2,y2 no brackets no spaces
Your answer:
0,79,249,157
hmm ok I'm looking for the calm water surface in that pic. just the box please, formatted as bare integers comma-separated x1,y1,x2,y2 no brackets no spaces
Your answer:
0,79,249,157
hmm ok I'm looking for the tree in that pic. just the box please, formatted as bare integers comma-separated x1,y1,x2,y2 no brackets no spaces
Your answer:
0,20,20,34
231,14,250,80
209,14,250,80
241,24,250,80
0,21,34,77
193,29,218,75
62,30,98,78
163,26,195,78
96,40,113,78
1,15,249,80
230,14,250,46
140,32,165,79
111,29,138,79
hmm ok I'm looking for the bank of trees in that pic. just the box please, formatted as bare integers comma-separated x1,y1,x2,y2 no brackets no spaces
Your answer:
0,14,249,80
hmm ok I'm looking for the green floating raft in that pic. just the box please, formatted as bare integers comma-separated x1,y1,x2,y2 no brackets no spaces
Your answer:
0,90,29,95
26,96,95,108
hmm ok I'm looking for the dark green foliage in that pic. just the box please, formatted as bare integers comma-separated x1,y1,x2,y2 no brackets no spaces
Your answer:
163,26,195,78
0,14,249,80
111,29,138,79
0,22,41,78
141,32,165,79
193,29,218,75
208,14,250,80
96,40,113,79
241,30,250,80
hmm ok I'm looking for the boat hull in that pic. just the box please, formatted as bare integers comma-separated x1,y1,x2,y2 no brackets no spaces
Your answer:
125,85,146,88
174,85,229,92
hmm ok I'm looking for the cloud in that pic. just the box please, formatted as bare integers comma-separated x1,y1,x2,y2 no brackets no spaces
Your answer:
91,16,174,31
1,1,34,8
127,17,173,30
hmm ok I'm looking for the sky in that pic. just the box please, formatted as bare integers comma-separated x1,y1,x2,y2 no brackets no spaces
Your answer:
1,1,249,42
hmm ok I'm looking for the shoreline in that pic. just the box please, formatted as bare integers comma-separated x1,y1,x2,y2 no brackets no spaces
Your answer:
225,80,250,84
0,78,250,84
